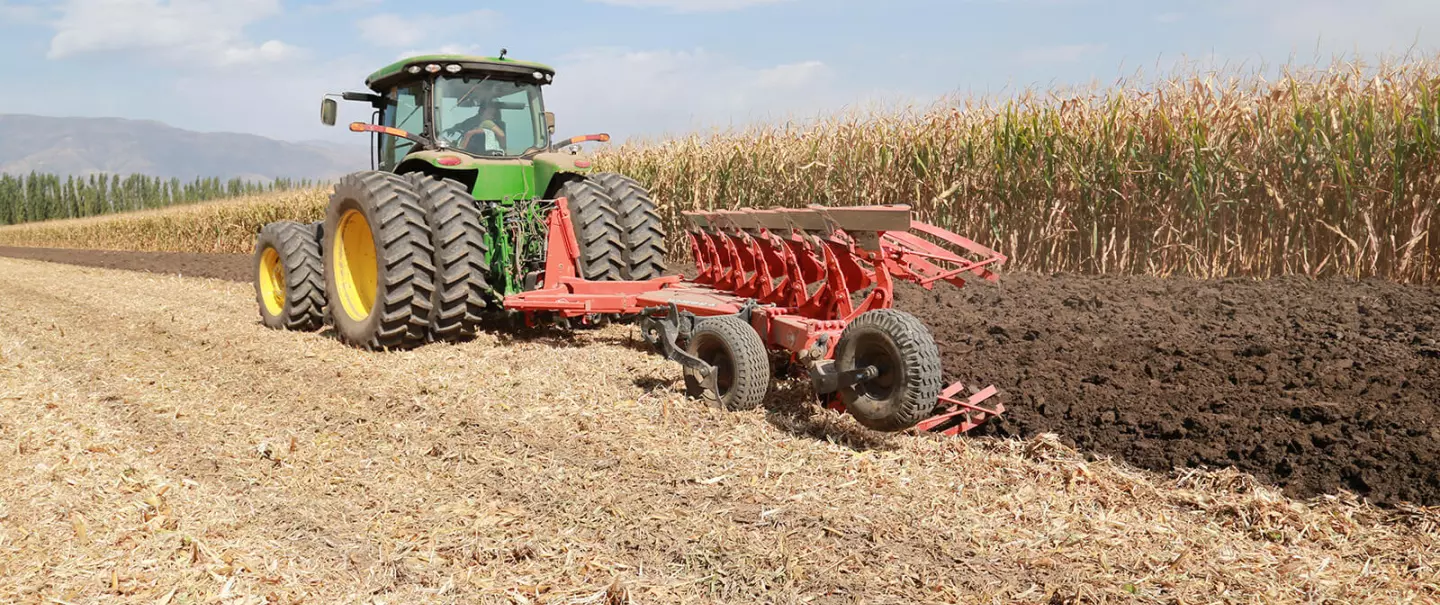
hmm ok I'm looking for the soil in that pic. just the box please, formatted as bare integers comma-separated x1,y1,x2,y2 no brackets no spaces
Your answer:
0,246,251,282
899,274,1440,507
4,245,1439,507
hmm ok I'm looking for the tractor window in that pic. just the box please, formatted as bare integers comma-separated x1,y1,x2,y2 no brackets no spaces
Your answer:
380,82,425,170
434,76,546,157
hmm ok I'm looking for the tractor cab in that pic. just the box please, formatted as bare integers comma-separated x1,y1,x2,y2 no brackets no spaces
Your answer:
321,52,603,202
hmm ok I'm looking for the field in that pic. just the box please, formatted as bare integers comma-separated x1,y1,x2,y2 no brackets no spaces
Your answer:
2,55,1439,602
5,245,1438,510
0,256,1437,604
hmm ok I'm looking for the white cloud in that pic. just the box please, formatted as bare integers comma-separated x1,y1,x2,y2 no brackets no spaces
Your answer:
584,0,793,12
544,47,862,141
299,0,380,14
394,45,484,60
1226,0,1440,56
0,1,46,23
1016,43,1106,65
356,10,502,49
46,0,297,66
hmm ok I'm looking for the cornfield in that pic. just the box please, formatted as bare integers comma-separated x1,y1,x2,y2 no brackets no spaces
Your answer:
0,190,327,254
602,57,1440,282
2,57,1438,281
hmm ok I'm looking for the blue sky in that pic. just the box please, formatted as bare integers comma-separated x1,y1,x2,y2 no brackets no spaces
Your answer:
1,0,1438,146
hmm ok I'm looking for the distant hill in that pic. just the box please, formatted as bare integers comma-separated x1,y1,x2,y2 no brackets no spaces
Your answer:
0,114,367,181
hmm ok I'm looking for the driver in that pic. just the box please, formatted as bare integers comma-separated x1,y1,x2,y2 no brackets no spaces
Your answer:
453,101,506,154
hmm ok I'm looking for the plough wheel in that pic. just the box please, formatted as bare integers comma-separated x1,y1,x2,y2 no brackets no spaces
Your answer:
683,316,771,411
253,220,327,331
408,173,490,342
323,171,436,350
834,309,942,432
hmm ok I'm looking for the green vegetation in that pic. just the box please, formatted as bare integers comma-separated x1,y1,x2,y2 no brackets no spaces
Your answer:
0,172,317,226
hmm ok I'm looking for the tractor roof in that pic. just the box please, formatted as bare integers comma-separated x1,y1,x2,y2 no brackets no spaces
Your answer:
365,54,557,92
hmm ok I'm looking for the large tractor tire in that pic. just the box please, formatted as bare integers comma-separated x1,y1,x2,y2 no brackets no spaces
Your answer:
833,309,942,432
683,315,771,411
407,173,491,341
253,220,326,331
554,178,625,281
323,171,436,350
591,172,667,280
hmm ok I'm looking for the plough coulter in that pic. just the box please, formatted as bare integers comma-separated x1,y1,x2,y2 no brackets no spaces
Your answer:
253,52,1007,435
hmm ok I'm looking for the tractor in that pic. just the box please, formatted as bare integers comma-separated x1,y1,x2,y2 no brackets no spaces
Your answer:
254,52,661,349
253,51,1009,435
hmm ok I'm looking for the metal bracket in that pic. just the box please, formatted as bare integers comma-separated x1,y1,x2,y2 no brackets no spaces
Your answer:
639,303,707,372
806,359,878,395
639,303,725,405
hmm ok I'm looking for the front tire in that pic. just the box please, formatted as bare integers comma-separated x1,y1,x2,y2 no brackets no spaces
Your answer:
323,171,435,350
253,221,326,331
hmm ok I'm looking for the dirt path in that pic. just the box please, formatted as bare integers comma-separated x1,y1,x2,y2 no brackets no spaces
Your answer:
0,257,1434,603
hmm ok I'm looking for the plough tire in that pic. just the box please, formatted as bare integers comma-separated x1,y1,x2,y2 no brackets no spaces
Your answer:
835,309,942,432
253,220,326,331
591,172,667,280
408,173,491,342
323,171,435,350
556,178,625,282
683,315,770,411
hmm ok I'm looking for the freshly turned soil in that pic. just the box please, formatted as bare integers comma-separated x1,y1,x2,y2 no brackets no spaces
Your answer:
6,245,1439,506
898,273,1440,507
0,246,252,282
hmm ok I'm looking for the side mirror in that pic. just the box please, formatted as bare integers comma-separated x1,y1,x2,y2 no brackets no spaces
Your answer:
544,112,556,134
321,98,338,126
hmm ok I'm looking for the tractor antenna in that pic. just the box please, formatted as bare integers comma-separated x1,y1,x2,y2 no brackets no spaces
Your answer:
499,48,508,60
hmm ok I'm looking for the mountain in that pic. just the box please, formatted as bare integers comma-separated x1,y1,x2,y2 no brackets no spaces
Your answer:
0,114,368,181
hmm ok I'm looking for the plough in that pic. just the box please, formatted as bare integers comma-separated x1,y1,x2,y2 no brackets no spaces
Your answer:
505,201,1007,435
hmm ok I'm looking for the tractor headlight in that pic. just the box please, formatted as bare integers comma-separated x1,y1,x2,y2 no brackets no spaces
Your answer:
425,64,442,73
533,71,544,80
406,66,421,74
445,64,462,73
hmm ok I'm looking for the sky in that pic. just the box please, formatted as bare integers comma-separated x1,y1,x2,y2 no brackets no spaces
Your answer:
1,0,1439,147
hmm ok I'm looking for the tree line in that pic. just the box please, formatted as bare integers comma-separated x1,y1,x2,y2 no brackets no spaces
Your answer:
0,172,317,226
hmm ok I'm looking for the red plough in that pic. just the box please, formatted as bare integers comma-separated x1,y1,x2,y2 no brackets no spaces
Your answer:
505,201,1007,435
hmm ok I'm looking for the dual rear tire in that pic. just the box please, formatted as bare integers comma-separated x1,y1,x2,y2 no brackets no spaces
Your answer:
255,171,492,350
554,172,667,282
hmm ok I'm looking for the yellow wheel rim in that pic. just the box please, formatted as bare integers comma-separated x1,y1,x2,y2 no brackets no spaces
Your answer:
334,208,378,322
258,247,285,317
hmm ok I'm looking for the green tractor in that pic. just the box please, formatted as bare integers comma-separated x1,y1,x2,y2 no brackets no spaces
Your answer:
253,51,666,348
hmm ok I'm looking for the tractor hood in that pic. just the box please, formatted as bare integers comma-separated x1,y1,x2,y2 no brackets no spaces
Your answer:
367,54,557,92
398,150,596,202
